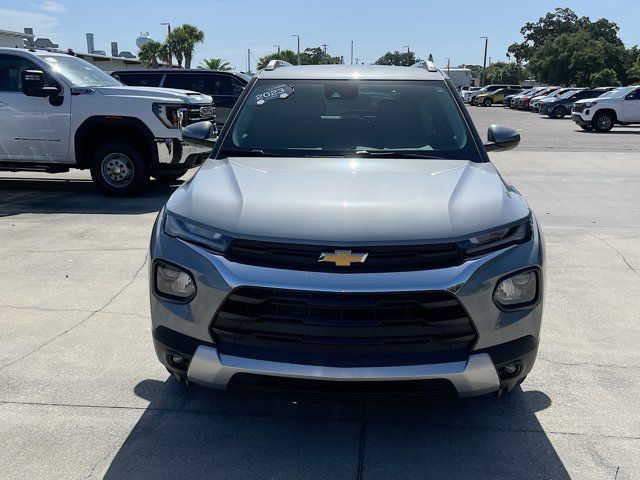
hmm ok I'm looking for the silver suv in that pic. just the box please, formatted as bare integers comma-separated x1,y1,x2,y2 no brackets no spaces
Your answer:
149,60,544,398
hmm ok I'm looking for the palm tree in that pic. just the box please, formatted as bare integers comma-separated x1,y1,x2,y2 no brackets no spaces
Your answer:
169,24,205,69
199,58,232,71
137,40,164,68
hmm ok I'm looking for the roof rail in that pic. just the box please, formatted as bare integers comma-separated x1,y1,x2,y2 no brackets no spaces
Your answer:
411,60,438,73
264,59,294,71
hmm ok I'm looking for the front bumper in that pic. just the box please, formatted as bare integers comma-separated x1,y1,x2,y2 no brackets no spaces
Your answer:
150,217,544,398
571,112,592,126
153,138,211,170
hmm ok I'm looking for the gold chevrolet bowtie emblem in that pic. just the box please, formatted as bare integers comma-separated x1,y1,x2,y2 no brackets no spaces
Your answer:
318,250,368,267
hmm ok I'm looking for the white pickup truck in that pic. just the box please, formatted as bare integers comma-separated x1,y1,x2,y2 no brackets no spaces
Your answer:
0,47,215,195
571,85,640,132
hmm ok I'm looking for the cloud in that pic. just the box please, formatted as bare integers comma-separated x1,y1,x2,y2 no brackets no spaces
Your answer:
39,1,66,13
0,8,60,35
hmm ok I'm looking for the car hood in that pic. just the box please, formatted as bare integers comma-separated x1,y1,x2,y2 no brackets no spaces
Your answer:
166,157,530,244
95,86,212,104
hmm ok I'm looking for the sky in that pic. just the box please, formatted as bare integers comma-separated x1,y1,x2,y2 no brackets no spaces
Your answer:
1,0,640,71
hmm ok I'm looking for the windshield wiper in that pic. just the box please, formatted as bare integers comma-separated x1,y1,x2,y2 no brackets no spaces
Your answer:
354,150,446,159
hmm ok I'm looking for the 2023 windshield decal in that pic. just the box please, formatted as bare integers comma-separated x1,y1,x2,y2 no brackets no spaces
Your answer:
249,84,294,105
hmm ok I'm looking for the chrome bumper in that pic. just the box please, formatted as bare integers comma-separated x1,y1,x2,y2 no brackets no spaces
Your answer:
154,138,211,165
186,346,501,397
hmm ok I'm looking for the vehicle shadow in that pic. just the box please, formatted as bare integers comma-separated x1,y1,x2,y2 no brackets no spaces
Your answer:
102,378,569,479
0,176,181,216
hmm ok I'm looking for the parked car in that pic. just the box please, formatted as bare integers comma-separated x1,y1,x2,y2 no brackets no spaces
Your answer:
572,86,640,132
0,48,215,195
529,88,576,111
475,87,523,107
150,60,544,398
519,87,558,110
539,88,607,119
113,69,251,126
463,84,521,105
510,87,545,109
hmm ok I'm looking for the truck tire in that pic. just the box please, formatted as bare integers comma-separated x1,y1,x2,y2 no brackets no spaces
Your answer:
90,141,149,196
592,111,614,132
153,170,188,183
550,106,566,119
483,98,493,107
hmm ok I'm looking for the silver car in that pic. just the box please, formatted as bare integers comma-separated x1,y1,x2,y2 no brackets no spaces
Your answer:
150,60,544,398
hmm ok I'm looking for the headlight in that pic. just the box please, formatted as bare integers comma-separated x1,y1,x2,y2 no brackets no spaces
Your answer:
154,261,196,301
494,269,538,309
164,212,232,253
153,103,187,129
459,218,531,256
583,101,597,108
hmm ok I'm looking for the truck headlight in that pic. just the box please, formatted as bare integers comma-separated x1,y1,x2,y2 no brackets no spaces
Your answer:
153,103,187,129
583,101,597,108
494,269,539,308
459,218,532,256
154,261,196,301
164,212,232,253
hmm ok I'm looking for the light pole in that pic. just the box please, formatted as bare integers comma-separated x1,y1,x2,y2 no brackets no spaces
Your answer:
445,57,451,75
480,36,488,86
322,43,328,55
161,22,171,67
291,34,300,65
350,40,354,65
274,44,280,55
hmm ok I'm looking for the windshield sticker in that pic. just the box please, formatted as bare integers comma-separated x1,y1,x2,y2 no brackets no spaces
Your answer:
250,84,294,105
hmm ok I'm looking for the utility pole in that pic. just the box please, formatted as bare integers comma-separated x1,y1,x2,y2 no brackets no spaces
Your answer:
322,43,328,54
480,36,488,86
350,40,354,65
292,34,300,65
161,22,171,67
247,49,251,74
445,57,451,75
274,44,280,55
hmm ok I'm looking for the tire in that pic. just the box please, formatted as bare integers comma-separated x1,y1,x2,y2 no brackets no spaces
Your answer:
470,97,476,106
580,125,593,131
153,170,188,183
90,141,149,196
483,98,493,107
550,105,566,119
592,111,614,132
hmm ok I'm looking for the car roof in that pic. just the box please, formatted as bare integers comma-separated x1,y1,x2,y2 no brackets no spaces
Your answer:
257,64,445,81
112,68,249,78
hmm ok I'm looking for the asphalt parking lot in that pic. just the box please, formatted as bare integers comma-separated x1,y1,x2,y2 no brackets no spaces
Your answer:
1,107,639,479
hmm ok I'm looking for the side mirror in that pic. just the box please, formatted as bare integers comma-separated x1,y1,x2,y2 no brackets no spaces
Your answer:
485,124,520,152
21,70,62,105
181,121,217,148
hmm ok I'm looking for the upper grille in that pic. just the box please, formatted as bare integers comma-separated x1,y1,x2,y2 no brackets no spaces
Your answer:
210,287,477,367
186,103,216,124
572,103,586,113
226,239,464,273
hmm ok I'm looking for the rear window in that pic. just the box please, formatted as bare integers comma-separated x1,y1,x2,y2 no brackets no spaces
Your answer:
116,72,162,87
164,73,246,96
220,79,478,160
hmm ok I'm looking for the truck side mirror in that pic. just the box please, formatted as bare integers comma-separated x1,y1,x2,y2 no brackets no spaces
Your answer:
182,121,217,148
484,124,520,152
21,70,63,105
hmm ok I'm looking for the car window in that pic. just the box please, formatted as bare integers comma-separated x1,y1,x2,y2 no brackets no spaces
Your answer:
626,89,640,100
221,79,478,161
0,54,58,92
164,73,246,96
116,72,163,87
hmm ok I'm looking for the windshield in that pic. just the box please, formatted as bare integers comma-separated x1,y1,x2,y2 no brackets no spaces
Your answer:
607,86,636,98
596,89,620,99
220,79,477,160
557,89,581,99
38,55,122,88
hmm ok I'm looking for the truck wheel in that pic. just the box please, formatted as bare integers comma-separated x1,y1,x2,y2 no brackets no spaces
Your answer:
90,141,149,196
550,106,566,119
592,112,614,132
153,170,188,183
483,98,493,107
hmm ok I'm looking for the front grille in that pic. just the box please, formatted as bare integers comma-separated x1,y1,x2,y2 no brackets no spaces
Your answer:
228,374,458,400
226,239,464,273
572,103,586,113
186,103,216,124
211,287,477,367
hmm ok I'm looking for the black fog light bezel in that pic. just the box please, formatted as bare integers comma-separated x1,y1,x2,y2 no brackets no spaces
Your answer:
153,259,197,304
493,267,541,311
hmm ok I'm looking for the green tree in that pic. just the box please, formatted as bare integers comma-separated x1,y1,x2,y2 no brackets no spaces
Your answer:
137,40,164,68
590,68,621,87
485,62,525,84
300,47,342,65
626,47,640,83
257,49,299,69
200,58,232,71
167,24,205,68
375,51,421,66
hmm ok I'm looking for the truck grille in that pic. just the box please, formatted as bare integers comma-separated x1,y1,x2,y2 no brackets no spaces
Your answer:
210,287,477,367
572,103,586,113
186,103,216,124
226,239,464,273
